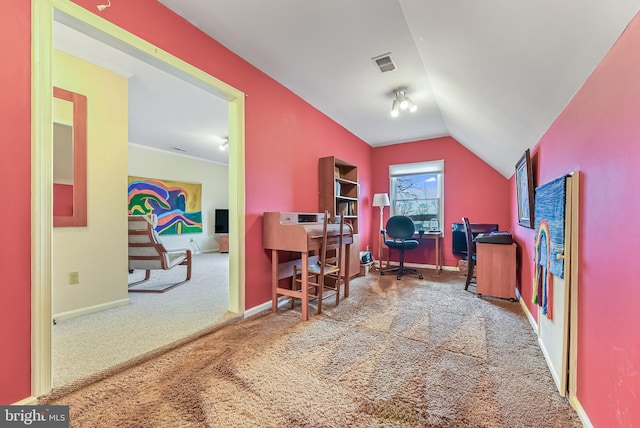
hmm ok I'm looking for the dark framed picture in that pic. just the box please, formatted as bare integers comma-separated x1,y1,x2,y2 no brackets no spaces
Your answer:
515,149,535,228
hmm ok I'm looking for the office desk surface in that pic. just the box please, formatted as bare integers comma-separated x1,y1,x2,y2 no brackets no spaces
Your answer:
384,231,442,273
418,232,442,273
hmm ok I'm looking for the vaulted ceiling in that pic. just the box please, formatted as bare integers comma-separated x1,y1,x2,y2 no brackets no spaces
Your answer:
157,0,640,177
55,2,640,176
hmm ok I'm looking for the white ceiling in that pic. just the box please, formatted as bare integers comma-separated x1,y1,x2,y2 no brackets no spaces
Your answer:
53,20,230,165
157,0,640,177
55,2,640,176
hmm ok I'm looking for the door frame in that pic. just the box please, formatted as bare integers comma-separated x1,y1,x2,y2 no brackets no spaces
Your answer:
32,0,246,397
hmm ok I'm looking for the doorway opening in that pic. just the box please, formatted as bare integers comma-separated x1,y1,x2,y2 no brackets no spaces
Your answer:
32,1,246,396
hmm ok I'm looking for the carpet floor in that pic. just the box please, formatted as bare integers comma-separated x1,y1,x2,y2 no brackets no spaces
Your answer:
52,252,234,388
41,270,582,427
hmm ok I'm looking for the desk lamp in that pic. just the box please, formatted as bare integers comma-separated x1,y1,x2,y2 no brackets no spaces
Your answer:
372,193,390,270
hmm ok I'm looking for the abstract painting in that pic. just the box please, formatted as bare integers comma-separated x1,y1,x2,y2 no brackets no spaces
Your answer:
128,176,202,234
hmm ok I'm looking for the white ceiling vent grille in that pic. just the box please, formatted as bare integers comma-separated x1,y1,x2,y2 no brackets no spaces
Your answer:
372,53,397,73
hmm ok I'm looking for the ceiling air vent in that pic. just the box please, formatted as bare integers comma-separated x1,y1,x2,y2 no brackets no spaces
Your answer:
372,53,397,73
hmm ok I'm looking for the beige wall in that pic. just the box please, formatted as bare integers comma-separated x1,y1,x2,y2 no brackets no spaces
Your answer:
52,50,129,316
127,144,229,252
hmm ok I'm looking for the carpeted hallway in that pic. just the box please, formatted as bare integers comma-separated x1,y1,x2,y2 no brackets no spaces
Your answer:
42,269,582,427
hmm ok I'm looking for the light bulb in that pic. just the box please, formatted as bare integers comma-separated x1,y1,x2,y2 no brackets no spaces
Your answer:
407,96,417,112
390,99,399,117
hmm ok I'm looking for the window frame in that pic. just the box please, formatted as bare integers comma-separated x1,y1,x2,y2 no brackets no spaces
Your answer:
389,160,444,232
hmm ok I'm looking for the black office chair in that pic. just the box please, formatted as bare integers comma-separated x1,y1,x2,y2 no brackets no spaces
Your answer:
462,217,476,291
380,215,423,280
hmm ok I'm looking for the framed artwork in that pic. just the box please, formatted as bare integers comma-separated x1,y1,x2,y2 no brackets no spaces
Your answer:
515,149,535,228
128,176,203,234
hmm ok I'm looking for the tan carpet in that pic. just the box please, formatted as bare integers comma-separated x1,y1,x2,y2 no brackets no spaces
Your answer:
41,270,582,427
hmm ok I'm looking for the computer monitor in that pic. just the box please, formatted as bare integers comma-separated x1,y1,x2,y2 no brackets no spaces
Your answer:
451,222,499,255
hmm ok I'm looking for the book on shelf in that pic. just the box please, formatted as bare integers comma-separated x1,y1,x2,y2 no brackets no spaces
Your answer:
338,201,349,216
349,200,357,216
337,201,357,217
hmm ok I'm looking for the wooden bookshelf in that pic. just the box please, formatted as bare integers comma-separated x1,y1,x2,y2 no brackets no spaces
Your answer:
319,156,360,277
319,156,359,233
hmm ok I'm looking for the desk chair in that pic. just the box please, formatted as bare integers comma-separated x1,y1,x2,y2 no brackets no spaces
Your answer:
462,217,477,291
380,215,423,280
292,212,345,314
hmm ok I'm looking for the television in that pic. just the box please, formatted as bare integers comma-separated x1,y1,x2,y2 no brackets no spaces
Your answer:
214,209,229,234
451,222,499,256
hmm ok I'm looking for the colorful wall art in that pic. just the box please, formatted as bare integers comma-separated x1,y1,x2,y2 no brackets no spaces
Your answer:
128,176,202,234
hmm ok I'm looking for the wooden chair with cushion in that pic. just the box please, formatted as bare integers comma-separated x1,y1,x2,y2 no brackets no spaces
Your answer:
292,212,346,315
462,217,477,291
128,214,192,293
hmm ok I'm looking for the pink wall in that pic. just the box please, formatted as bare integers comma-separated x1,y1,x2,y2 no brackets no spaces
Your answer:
4,2,638,424
512,13,640,427
372,137,511,268
0,2,33,404
67,0,373,311
53,184,74,216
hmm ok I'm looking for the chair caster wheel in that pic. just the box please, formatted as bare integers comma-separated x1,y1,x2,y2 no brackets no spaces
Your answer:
396,275,401,280
418,274,423,279
380,272,385,276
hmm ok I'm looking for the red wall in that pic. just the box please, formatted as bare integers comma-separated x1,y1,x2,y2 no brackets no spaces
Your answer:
66,0,373,312
0,2,32,404
5,3,638,424
371,137,511,268
53,184,73,216
512,13,640,428
1,0,373,404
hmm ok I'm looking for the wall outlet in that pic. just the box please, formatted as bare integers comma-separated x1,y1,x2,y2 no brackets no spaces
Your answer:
69,271,79,285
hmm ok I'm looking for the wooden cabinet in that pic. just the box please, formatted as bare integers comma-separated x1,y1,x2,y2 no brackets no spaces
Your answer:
319,156,360,277
476,243,516,300
218,235,229,253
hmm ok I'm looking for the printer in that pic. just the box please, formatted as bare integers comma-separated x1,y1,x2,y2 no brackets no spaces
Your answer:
474,231,513,245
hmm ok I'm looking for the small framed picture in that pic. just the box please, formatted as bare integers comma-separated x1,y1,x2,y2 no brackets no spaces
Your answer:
515,149,535,228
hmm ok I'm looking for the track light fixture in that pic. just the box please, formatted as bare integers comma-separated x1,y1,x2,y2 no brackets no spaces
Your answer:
97,0,111,12
390,89,417,117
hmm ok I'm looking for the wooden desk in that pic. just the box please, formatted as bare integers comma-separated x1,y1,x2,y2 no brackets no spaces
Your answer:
218,235,229,253
384,231,442,274
476,243,516,300
263,212,353,321
420,231,443,273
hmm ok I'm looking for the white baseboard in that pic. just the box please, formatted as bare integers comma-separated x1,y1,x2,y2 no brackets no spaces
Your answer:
244,300,272,318
569,395,593,428
244,297,297,318
519,293,538,332
52,298,130,323
12,396,37,405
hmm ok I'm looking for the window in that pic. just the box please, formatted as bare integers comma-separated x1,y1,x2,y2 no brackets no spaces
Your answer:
390,160,444,231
